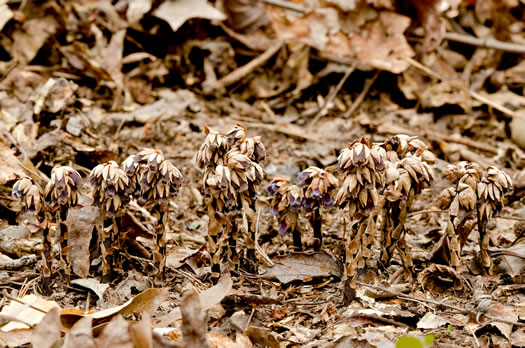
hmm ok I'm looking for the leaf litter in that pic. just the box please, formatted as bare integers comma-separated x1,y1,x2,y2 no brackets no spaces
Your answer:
0,0,524,347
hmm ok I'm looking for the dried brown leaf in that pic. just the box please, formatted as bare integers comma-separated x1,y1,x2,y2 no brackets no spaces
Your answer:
96,315,134,348
62,316,95,348
223,0,269,34
30,307,61,348
181,290,209,348
263,251,343,284
153,0,226,32
67,194,100,278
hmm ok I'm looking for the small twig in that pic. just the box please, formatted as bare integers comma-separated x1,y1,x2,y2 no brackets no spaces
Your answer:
172,268,208,291
407,209,447,217
254,209,275,266
244,308,255,331
262,0,309,12
494,215,525,222
85,291,90,313
0,255,37,271
310,62,358,126
1,290,48,314
407,209,525,222
465,323,481,348
404,57,525,121
343,70,380,118
356,282,525,327
216,41,283,89
444,32,525,55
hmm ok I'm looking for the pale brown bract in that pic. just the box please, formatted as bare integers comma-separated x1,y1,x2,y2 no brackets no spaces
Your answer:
195,126,229,169
44,166,83,210
13,177,43,215
336,137,386,215
90,161,131,218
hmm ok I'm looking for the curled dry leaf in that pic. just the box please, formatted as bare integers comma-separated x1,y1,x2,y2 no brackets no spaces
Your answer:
262,251,343,284
223,0,270,34
96,315,134,348
62,316,95,348
181,290,210,348
264,5,414,73
199,270,233,311
61,288,167,329
30,307,61,348
0,139,25,185
153,0,226,33
67,194,100,278
0,294,60,332
418,264,464,292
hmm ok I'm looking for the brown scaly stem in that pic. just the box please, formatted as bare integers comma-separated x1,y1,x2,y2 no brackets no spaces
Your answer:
153,204,169,286
346,214,370,287
242,204,257,273
57,207,71,280
13,177,51,292
477,216,492,273
100,213,121,283
208,211,224,283
227,217,239,272
41,222,53,294
380,191,415,273
310,207,323,251
292,217,303,251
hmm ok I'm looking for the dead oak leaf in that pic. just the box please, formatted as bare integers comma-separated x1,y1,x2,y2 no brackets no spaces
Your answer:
265,5,414,73
262,251,343,284
0,138,25,185
153,0,226,33
10,16,58,64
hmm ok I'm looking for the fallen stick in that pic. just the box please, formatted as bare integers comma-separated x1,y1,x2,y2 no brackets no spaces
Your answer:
356,281,525,327
216,41,283,90
263,0,308,12
444,32,525,55
404,57,525,121
343,70,380,118
0,254,37,270
310,62,358,126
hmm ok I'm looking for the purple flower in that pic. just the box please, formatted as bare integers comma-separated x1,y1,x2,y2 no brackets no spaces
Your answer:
289,195,302,208
279,222,289,235
297,172,311,185
302,198,314,211
323,195,335,207
311,188,322,199
270,207,279,216
266,183,279,195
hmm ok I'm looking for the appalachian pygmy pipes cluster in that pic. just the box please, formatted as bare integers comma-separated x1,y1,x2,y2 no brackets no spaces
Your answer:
12,128,513,291
432,161,513,274
195,124,265,282
12,149,182,292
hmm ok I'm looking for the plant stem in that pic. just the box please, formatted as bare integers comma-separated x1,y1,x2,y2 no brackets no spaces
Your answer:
57,207,70,280
311,207,323,251
41,220,53,294
153,204,169,286
208,210,223,284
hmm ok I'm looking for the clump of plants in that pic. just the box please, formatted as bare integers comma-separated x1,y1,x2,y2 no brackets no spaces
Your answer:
379,135,435,274
297,166,338,250
43,166,83,279
433,162,513,273
12,176,53,292
267,177,304,250
89,160,131,281
120,148,183,285
195,124,265,282
335,137,386,286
